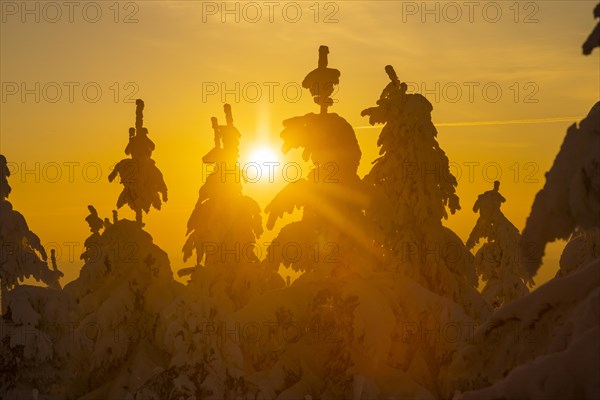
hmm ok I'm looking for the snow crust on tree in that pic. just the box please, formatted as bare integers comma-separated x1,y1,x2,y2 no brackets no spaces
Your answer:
1,155,63,312
131,277,258,400
132,106,283,399
450,259,600,400
0,201,62,297
181,105,284,310
182,107,262,268
263,111,369,276
557,228,600,278
108,100,168,225
261,46,369,280
148,53,489,399
64,215,180,399
1,154,66,399
2,29,599,398
229,266,478,399
450,99,600,400
1,285,74,400
466,183,532,307
361,66,490,321
521,102,600,277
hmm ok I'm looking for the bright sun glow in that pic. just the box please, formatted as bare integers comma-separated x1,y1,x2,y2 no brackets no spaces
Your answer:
243,145,281,183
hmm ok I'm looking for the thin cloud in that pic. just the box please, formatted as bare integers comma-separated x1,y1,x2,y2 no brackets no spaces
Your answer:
354,116,583,129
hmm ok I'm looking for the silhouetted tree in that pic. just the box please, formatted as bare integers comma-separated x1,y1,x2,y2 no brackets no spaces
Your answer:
466,181,532,307
109,99,168,225
64,206,180,399
520,102,600,276
583,2,600,55
302,45,341,114
361,66,489,320
521,2,600,277
264,45,370,276
222,48,475,400
181,104,280,309
242,45,397,399
0,154,67,399
0,154,11,199
133,105,282,399
0,154,62,315
183,106,255,267
450,26,600,398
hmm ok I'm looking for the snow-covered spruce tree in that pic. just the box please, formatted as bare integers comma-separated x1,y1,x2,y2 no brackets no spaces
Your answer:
199,47,481,400
449,31,600,397
361,66,490,321
0,154,70,399
234,46,385,399
0,154,62,313
549,8,600,280
181,104,282,310
67,100,175,397
520,102,600,277
109,99,168,226
64,206,181,398
466,181,532,307
262,45,370,277
64,204,180,398
132,105,283,399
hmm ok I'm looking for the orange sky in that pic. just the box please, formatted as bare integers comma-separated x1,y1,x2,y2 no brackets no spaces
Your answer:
1,1,599,286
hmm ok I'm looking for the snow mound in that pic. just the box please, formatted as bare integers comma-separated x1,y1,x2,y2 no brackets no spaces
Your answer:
449,259,600,399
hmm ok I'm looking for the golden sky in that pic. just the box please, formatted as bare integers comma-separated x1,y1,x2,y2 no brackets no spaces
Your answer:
1,1,599,286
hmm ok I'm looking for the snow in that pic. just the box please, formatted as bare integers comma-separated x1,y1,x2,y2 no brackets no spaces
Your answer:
0,199,62,299
63,217,181,399
521,102,600,277
451,259,600,400
0,285,73,399
361,66,490,322
467,184,532,307
2,31,600,398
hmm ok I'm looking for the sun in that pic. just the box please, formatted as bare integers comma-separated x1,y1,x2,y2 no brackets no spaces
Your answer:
249,146,280,165
242,145,281,183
